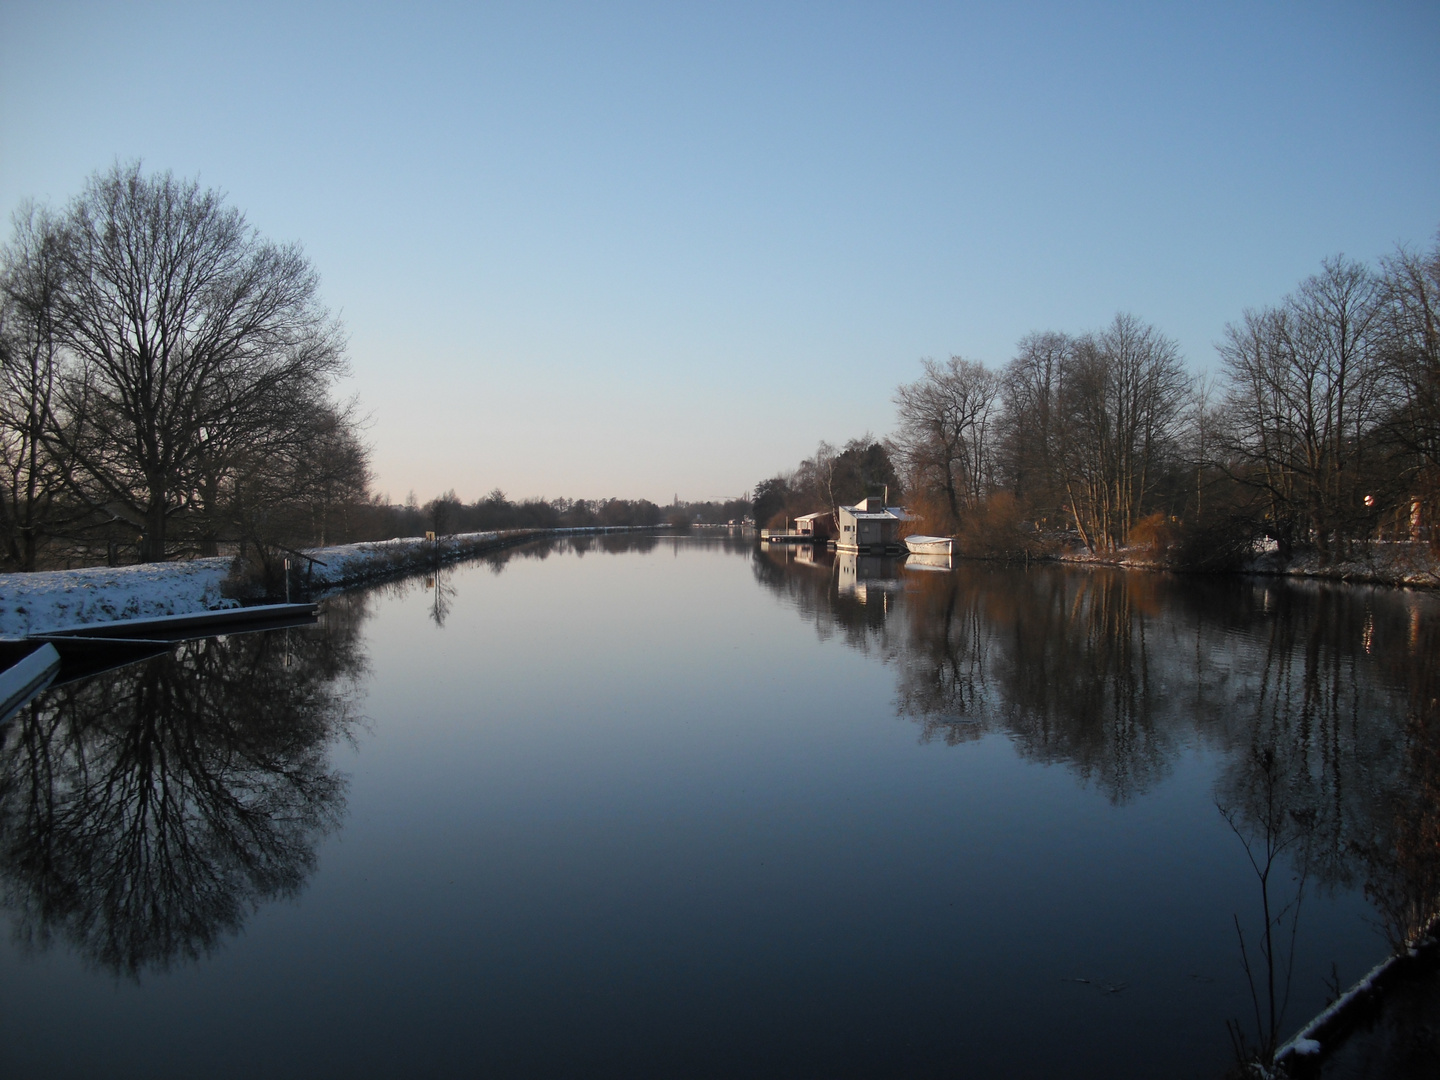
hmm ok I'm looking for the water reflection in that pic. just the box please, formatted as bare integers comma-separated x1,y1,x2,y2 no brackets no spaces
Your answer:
757,547,1440,1047
426,570,457,626
904,567,1180,800
0,594,367,977
2,537,1433,1077
756,550,1183,798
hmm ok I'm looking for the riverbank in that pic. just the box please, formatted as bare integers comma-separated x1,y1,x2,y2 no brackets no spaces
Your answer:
1054,539,1440,590
1271,916,1440,1079
0,528,644,637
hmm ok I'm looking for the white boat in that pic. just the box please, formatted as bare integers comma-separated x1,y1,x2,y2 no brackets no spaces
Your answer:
904,535,953,556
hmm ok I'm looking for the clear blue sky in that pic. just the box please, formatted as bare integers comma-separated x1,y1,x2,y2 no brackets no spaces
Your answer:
3,1,1437,504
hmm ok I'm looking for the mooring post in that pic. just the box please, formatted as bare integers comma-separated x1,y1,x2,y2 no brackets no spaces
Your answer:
284,557,291,604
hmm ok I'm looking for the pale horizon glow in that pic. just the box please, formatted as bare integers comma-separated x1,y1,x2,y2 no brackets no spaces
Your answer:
2,1,1437,504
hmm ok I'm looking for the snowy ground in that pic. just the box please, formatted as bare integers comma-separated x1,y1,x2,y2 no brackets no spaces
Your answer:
0,531,509,638
290,532,505,591
1058,539,1440,588
1250,541,1440,588
0,558,238,637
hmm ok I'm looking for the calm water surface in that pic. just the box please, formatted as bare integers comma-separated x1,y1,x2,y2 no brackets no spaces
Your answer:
2,535,1437,1078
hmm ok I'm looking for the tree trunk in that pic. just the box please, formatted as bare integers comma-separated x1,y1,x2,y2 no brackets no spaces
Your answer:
144,497,167,562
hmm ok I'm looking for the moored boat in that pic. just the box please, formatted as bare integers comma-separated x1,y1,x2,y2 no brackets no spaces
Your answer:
904,535,953,556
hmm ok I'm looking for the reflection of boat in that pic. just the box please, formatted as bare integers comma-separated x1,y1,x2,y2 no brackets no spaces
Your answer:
904,535,953,556
904,552,952,572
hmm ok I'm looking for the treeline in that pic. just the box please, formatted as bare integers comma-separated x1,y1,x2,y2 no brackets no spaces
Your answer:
371,491,667,536
0,164,368,570
758,234,1440,567
359,489,753,538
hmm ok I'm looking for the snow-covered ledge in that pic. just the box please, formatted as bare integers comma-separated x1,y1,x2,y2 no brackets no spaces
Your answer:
0,558,238,638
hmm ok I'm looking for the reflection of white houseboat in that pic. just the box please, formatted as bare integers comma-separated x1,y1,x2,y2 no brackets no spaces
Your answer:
835,497,910,553
903,535,953,556
792,543,827,568
836,551,906,602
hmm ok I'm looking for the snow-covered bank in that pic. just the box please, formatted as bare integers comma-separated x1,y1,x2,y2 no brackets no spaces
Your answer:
1270,915,1440,1077
285,531,518,592
0,558,238,637
1054,540,1440,589
1247,541,1440,589
0,529,569,638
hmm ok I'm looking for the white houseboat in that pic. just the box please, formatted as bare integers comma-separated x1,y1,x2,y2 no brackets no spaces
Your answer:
835,496,909,554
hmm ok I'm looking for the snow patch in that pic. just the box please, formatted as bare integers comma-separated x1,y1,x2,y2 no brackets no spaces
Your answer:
0,558,238,637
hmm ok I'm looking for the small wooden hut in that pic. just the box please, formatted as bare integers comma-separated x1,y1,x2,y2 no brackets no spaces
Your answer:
793,512,834,541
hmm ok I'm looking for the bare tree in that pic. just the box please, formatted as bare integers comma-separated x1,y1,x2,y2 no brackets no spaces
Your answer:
1055,315,1188,551
1219,257,1386,557
46,163,348,561
796,436,900,525
999,331,1068,527
892,356,1002,530
0,204,75,568
1377,237,1440,542
1185,371,1224,523
795,440,838,519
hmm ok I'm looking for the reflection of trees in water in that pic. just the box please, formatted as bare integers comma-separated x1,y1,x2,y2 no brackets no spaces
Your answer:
1213,587,1392,893
894,571,990,745
477,532,671,572
753,555,1178,797
752,546,900,657
427,569,457,626
352,533,692,628
0,597,366,977
1203,584,1438,1057
1218,743,1315,1060
895,567,1177,802
1357,598,1440,950
754,554,1440,947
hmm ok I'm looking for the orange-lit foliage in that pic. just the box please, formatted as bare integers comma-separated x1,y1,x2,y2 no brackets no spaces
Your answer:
1127,512,1176,558
899,489,954,538
954,491,1041,558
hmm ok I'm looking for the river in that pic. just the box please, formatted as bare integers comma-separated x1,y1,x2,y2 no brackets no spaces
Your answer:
1,534,1435,1078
